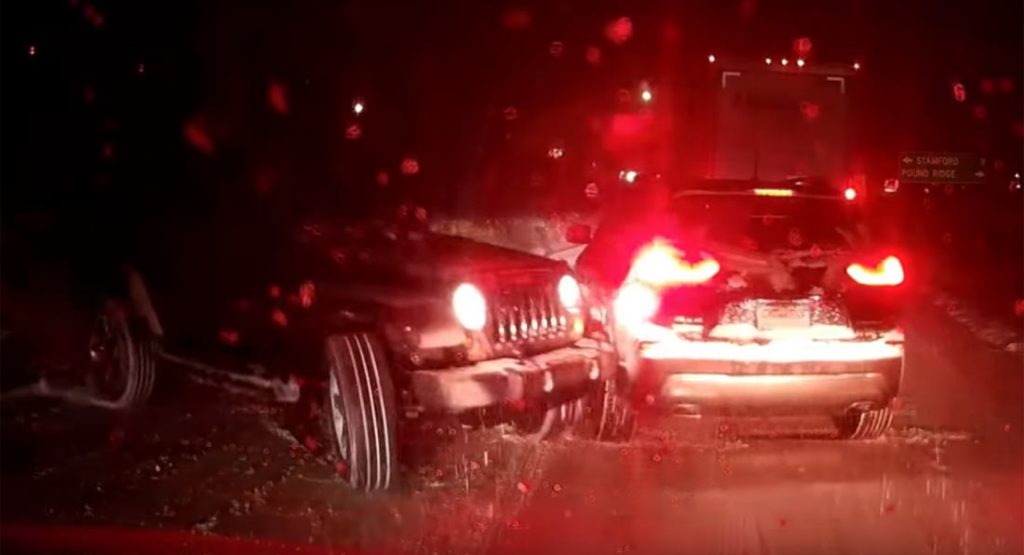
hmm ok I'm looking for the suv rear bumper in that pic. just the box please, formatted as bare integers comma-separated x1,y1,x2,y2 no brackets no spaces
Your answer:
636,337,903,415
411,339,615,412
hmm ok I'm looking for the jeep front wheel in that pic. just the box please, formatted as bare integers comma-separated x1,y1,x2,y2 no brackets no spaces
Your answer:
85,299,157,408
324,333,399,492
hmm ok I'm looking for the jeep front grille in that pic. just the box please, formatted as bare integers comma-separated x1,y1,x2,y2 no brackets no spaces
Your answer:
488,284,569,345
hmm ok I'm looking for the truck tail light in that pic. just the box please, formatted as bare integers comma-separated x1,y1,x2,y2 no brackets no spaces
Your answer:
846,255,905,286
629,240,720,287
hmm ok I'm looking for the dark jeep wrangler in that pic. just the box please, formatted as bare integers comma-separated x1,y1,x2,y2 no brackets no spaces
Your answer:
85,216,634,492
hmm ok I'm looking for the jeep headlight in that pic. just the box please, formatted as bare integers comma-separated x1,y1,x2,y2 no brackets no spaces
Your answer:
452,282,487,331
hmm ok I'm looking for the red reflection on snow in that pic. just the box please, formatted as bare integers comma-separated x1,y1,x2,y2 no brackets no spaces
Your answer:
267,82,289,115
604,17,633,45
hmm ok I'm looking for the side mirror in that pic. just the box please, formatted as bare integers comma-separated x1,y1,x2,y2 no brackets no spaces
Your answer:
565,223,592,245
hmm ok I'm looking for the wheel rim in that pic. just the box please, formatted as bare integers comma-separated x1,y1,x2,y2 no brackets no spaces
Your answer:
328,372,350,462
87,309,132,400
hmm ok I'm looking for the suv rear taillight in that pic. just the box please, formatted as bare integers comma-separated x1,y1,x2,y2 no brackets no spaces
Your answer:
846,255,905,286
629,239,720,287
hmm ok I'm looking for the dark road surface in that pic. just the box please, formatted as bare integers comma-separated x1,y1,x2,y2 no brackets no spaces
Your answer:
2,301,1022,555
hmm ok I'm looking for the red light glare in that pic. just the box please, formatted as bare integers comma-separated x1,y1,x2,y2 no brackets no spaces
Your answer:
852,62,861,71
707,53,716,63
614,283,659,328
604,17,633,45
781,58,789,66
847,256,905,286
765,57,772,65
620,169,638,183
796,58,806,68
640,88,653,103
547,146,565,159
28,44,36,57
352,99,365,115
843,187,857,201
629,240,720,286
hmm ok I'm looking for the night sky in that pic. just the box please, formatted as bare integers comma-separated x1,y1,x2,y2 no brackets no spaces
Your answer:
3,0,1021,225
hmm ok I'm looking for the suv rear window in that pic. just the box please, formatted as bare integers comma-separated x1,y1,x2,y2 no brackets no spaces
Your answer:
673,194,863,253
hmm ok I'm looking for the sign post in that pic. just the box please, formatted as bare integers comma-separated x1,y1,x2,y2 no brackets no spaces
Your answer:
898,152,985,184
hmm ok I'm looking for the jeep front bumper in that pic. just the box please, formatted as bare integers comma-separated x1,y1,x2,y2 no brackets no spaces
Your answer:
410,339,615,412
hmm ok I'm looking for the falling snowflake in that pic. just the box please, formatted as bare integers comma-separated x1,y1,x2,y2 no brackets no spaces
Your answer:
218,329,240,346
604,17,633,45
585,46,602,65
271,309,289,327
548,41,565,58
793,37,813,57
183,119,215,156
800,101,821,121
400,157,420,175
501,7,532,30
344,123,362,140
972,105,987,119
739,0,757,18
952,82,967,103
299,281,315,309
376,170,390,187
503,106,519,121
268,285,281,298
137,63,145,75
980,78,995,94
28,44,36,57
998,77,1014,94
267,81,289,115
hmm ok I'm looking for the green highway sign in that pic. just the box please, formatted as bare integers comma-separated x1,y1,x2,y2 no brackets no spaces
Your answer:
898,152,985,184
